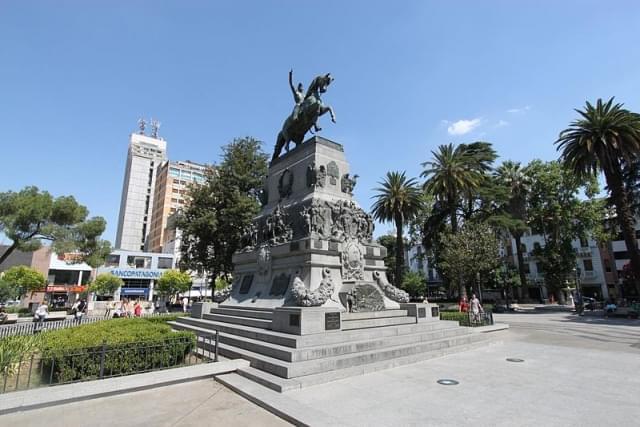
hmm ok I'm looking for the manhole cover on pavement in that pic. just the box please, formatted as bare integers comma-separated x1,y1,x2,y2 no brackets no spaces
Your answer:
506,358,525,363
437,379,459,385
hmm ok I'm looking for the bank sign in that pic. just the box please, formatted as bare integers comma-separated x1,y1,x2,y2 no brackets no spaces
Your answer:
111,269,162,279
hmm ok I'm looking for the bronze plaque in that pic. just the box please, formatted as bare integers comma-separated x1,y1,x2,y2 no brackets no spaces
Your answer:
418,307,427,318
431,306,440,317
239,275,253,295
354,283,385,312
270,274,290,296
325,312,341,330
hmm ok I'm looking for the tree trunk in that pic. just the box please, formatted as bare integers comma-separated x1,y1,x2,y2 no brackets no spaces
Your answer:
395,215,404,287
514,233,528,301
605,167,640,295
0,241,19,265
450,203,458,234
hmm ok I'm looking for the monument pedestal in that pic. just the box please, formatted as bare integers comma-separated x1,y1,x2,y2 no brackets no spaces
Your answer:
272,306,342,335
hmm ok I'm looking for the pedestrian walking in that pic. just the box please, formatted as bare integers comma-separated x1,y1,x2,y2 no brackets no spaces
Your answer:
134,300,142,317
470,293,482,323
105,300,114,318
73,299,87,323
34,301,49,330
182,297,189,313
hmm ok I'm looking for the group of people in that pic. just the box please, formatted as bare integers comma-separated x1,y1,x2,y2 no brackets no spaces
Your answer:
105,299,145,318
459,294,484,322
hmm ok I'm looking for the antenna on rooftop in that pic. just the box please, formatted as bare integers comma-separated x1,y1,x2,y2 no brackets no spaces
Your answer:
137,118,147,135
151,118,161,139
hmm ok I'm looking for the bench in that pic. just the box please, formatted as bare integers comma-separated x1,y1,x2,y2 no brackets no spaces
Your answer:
0,313,19,324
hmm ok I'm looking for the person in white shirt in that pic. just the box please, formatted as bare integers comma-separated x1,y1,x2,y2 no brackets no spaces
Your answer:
182,297,189,313
34,301,49,327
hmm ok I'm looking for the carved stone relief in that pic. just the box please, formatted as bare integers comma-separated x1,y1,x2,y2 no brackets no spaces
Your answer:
291,267,335,307
256,245,271,277
327,161,339,185
306,162,317,188
299,199,374,243
373,271,410,303
270,273,291,296
352,283,385,312
317,165,326,187
278,168,293,199
341,173,358,195
341,240,365,281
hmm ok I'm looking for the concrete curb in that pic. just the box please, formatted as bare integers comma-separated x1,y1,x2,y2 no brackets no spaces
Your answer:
473,323,510,333
0,359,249,415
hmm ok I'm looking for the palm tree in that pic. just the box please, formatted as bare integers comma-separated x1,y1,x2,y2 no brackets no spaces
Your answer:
556,98,640,294
494,161,531,298
371,171,423,286
421,143,495,232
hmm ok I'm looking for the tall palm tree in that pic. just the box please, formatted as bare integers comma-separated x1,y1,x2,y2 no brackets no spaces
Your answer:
421,143,494,232
494,161,531,297
556,98,640,294
371,171,423,286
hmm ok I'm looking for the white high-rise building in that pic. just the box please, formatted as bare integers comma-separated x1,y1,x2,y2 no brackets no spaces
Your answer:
115,130,167,251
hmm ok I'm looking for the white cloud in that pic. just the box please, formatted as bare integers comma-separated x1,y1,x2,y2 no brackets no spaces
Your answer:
495,119,509,128
447,118,482,136
506,105,531,114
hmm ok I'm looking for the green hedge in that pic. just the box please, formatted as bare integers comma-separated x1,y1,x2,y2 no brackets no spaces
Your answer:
440,311,493,327
39,318,195,384
143,313,187,324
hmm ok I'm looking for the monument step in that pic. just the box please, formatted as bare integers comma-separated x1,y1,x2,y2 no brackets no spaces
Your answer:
218,305,276,313
341,309,408,320
207,331,486,379
173,319,471,363
202,313,272,329
173,316,461,349
341,315,416,330
233,335,491,392
211,307,274,320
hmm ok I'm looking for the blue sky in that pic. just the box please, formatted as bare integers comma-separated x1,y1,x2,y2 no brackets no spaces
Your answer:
1,1,640,243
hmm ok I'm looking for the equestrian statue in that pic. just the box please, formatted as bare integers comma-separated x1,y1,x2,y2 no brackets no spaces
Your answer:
271,70,336,162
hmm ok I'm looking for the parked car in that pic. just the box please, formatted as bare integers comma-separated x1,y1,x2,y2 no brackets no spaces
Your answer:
583,297,596,310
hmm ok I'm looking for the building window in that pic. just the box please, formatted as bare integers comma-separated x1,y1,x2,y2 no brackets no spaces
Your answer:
604,259,612,273
127,256,152,269
533,242,541,252
580,237,589,248
535,262,543,273
157,257,173,269
523,263,531,274
614,251,629,260
583,259,593,271
520,243,527,254
105,254,120,267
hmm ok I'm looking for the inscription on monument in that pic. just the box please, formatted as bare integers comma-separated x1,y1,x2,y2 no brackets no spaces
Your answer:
325,312,341,330
239,275,254,295
418,307,427,318
270,273,291,296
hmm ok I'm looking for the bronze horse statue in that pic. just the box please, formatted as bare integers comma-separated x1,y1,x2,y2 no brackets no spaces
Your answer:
272,73,336,162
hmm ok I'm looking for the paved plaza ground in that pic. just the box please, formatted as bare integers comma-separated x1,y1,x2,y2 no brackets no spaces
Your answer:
2,310,638,426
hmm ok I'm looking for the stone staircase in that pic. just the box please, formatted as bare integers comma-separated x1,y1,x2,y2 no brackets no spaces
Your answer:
170,305,489,392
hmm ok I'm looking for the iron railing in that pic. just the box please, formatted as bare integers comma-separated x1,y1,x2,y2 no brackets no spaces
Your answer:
0,332,219,394
0,312,180,338
465,311,494,327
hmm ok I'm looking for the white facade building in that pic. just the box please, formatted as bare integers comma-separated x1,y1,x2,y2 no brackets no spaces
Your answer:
97,249,175,301
115,132,167,251
406,244,443,297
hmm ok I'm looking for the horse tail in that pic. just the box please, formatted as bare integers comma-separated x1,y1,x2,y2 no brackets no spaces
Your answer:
272,131,286,162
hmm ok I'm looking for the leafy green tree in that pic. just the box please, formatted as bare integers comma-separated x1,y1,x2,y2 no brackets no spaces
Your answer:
156,270,193,298
0,186,111,266
421,142,496,233
493,161,531,295
376,234,399,285
0,278,18,303
88,273,123,296
177,137,268,286
2,265,47,297
401,271,426,299
437,222,501,298
371,171,423,286
556,98,640,295
526,160,604,301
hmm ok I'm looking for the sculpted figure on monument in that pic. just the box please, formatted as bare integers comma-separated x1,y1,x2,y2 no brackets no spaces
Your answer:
316,165,327,187
306,199,374,242
373,271,410,303
272,71,337,162
291,267,335,307
265,204,293,244
306,162,317,188
341,173,359,195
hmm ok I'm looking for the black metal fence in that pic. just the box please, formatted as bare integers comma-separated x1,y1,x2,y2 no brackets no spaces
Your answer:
0,332,219,394
0,312,179,339
465,311,494,327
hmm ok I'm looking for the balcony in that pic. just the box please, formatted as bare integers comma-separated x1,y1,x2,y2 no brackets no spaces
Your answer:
574,248,593,257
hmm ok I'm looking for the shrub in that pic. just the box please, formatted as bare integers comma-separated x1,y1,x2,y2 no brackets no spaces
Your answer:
142,313,187,324
39,318,195,383
0,335,40,377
